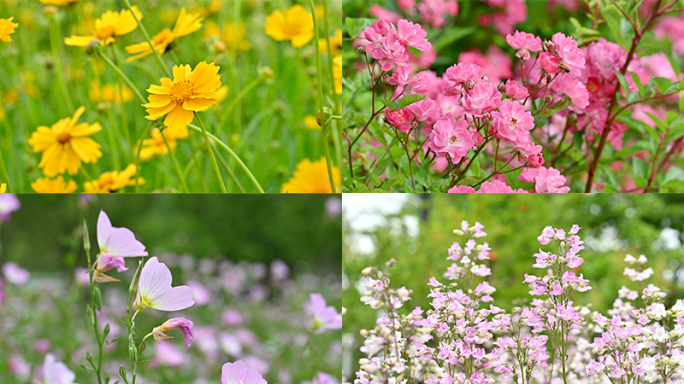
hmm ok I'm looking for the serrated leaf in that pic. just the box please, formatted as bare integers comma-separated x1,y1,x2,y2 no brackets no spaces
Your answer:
629,72,645,97
653,77,673,94
663,166,684,185
345,17,376,38
396,94,427,110
632,157,648,180
537,97,573,118
573,131,584,151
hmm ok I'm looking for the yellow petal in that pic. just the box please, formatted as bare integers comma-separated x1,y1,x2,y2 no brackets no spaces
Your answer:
163,104,194,130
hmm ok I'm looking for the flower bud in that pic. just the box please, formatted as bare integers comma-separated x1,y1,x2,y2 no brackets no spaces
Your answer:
85,39,101,55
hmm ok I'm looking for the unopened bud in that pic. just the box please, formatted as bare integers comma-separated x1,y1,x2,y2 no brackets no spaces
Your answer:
497,83,505,93
85,39,101,55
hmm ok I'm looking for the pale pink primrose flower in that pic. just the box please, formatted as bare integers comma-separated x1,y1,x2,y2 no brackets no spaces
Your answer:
2,262,30,286
504,80,529,100
97,210,148,257
221,360,267,384
149,317,194,347
0,194,20,222
133,257,195,311
305,293,342,332
427,118,475,164
43,353,76,384
506,30,541,60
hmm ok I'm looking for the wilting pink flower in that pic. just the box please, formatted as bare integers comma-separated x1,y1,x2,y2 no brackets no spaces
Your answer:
221,361,267,384
43,354,76,384
444,63,484,95
151,317,194,347
305,293,342,332
539,52,562,74
506,30,541,60
396,20,431,51
133,257,195,311
552,33,585,76
553,73,589,109
0,194,20,222
492,99,535,144
385,108,415,133
94,253,128,283
428,118,476,164
2,262,30,286
504,80,529,100
97,210,148,257
462,82,502,115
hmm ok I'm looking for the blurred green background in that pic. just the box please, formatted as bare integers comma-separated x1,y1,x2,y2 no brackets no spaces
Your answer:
1,194,342,274
342,194,684,378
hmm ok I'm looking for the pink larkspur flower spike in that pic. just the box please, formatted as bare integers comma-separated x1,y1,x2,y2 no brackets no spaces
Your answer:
97,210,148,257
221,361,267,384
305,293,342,332
134,257,195,311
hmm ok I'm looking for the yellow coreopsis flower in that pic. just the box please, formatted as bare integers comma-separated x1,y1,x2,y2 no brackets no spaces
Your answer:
39,0,77,5
31,176,78,193
265,5,314,48
64,6,142,47
143,61,221,131
0,18,18,43
84,164,145,193
139,126,189,161
281,158,340,193
126,8,203,62
320,29,342,55
0,183,6,193
333,55,342,95
89,81,134,104
28,106,102,177
304,115,320,130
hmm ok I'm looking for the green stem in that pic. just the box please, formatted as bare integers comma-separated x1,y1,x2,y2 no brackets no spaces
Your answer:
83,223,103,384
97,51,146,104
0,147,11,192
121,0,172,78
187,123,264,192
110,46,133,162
134,122,153,193
218,75,263,130
216,150,246,193
50,18,74,112
321,0,343,189
195,115,227,192
187,133,209,193
161,130,189,192
104,109,123,170
308,0,337,192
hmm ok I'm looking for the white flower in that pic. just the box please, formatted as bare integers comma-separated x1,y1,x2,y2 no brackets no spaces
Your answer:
653,327,669,342
650,303,667,320
624,254,637,264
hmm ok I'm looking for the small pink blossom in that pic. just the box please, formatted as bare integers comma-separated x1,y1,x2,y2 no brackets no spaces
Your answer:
513,140,545,168
428,118,476,163
385,108,415,133
478,180,528,193
0,194,20,222
462,82,502,115
396,20,431,51
506,30,542,60
448,185,477,193
539,52,562,74
444,63,484,95
2,262,29,286
221,361,267,384
492,99,535,144
368,33,409,72
504,80,529,100
552,73,589,109
519,166,570,193
133,257,195,311
552,33,585,76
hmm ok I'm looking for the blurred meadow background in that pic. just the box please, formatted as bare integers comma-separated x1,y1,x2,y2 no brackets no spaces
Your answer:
342,194,684,379
0,0,342,193
0,194,342,384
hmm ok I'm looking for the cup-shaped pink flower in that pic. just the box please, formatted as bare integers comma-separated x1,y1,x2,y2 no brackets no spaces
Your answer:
305,293,342,332
221,361,267,384
506,30,542,60
151,317,194,347
133,257,194,311
97,210,148,257
43,353,76,384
